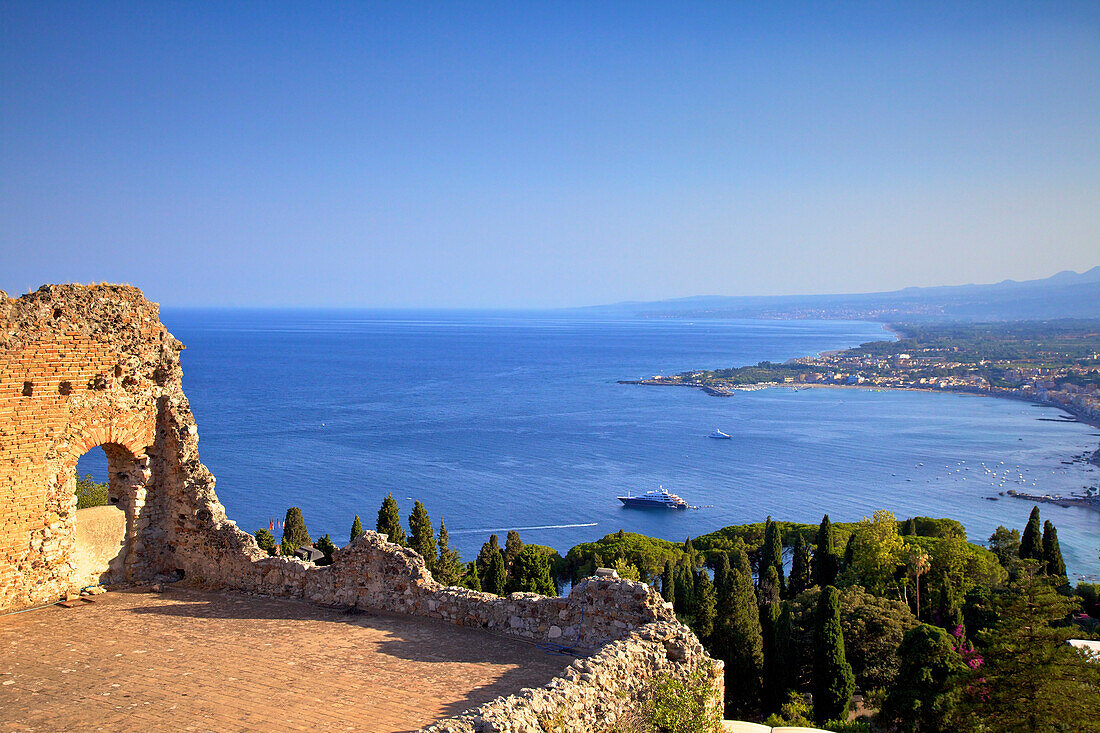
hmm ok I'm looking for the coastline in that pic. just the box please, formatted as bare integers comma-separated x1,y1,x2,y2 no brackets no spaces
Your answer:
620,378,1100,513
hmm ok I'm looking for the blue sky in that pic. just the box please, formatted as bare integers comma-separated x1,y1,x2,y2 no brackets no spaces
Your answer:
2,2,1098,307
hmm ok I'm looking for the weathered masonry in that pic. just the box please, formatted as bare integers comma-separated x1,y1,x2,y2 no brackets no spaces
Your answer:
1,285,721,731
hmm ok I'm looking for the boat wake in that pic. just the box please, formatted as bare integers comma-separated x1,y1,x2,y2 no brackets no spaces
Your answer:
447,522,599,535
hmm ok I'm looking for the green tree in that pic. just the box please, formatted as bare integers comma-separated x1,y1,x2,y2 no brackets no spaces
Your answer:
692,571,717,642
350,514,363,543
1041,520,1067,583
461,561,482,592
477,534,501,577
813,514,840,587
789,534,812,598
902,517,917,536
1019,505,1042,561
840,510,906,596
714,548,764,717
674,559,695,617
407,500,436,572
759,582,784,714
483,548,507,596
812,586,855,724
612,556,640,581
758,565,781,608
376,494,406,546
882,624,967,733
281,507,311,554
762,517,786,596
504,530,524,567
712,552,731,600
74,472,108,509
254,528,277,556
987,525,1020,570
505,546,556,595
683,537,698,568
935,574,963,632
958,567,1100,732
315,534,336,566
435,519,462,586
661,560,675,603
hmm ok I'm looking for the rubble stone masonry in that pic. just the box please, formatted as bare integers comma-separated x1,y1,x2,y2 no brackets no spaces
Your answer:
0,285,721,730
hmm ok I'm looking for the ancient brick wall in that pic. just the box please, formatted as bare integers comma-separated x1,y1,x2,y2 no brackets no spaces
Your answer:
0,286,174,608
0,285,722,724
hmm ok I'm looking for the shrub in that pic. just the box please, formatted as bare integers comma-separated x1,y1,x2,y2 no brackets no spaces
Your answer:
74,472,108,509
642,662,722,733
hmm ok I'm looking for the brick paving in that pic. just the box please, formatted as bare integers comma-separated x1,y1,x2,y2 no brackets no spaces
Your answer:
0,587,572,733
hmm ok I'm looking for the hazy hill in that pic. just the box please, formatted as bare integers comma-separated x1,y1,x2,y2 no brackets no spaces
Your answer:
587,267,1100,322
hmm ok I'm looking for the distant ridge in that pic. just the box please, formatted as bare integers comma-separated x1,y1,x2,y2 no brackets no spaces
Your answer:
585,267,1100,322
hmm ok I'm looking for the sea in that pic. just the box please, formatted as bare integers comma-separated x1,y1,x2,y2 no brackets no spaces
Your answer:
79,310,1100,582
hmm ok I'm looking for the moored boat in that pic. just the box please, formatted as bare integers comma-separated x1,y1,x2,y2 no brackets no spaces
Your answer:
618,486,689,509
708,429,731,439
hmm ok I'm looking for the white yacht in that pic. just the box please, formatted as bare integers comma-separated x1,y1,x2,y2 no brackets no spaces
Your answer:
618,486,689,510
708,429,731,439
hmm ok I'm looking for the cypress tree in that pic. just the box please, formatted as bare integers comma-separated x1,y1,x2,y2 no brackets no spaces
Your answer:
842,533,856,570
1019,505,1043,561
461,561,482,592
715,556,765,717
350,514,364,543
730,543,752,578
674,559,695,616
760,593,784,714
435,519,462,586
813,515,840,587
505,546,556,595
484,548,507,596
713,552,731,601
683,537,697,568
504,530,524,567
1041,520,1067,582
692,571,717,642
789,535,812,597
281,507,311,553
774,602,796,696
759,565,781,608
315,534,336,566
254,528,277,556
407,500,436,571
762,517,786,596
661,560,675,603
376,494,406,546
813,585,855,723
937,575,963,632
903,517,917,536
477,534,501,577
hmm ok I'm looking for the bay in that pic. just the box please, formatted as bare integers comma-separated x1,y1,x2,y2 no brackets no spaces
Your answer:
80,310,1100,581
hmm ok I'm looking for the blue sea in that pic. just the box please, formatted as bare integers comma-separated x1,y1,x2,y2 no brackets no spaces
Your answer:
80,311,1100,582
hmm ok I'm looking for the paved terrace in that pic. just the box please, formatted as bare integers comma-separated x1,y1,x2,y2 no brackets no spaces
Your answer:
0,588,573,733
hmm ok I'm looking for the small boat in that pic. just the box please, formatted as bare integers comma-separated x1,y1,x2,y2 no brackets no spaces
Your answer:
707,429,731,439
618,486,689,510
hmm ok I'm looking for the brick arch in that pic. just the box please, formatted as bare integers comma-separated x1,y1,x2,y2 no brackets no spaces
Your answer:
0,285,192,610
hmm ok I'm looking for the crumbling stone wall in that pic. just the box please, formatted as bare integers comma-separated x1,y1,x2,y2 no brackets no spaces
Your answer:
0,285,722,728
423,621,722,733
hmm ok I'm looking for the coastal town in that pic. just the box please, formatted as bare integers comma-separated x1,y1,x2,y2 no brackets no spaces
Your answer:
623,320,1100,510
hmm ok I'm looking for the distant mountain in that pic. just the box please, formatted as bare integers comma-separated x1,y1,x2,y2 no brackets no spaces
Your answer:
586,267,1100,322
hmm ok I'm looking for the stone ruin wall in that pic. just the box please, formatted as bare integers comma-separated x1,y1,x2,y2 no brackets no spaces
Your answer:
0,284,722,730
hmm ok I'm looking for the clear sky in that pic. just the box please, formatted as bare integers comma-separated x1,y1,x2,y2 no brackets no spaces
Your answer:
2,2,1098,308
